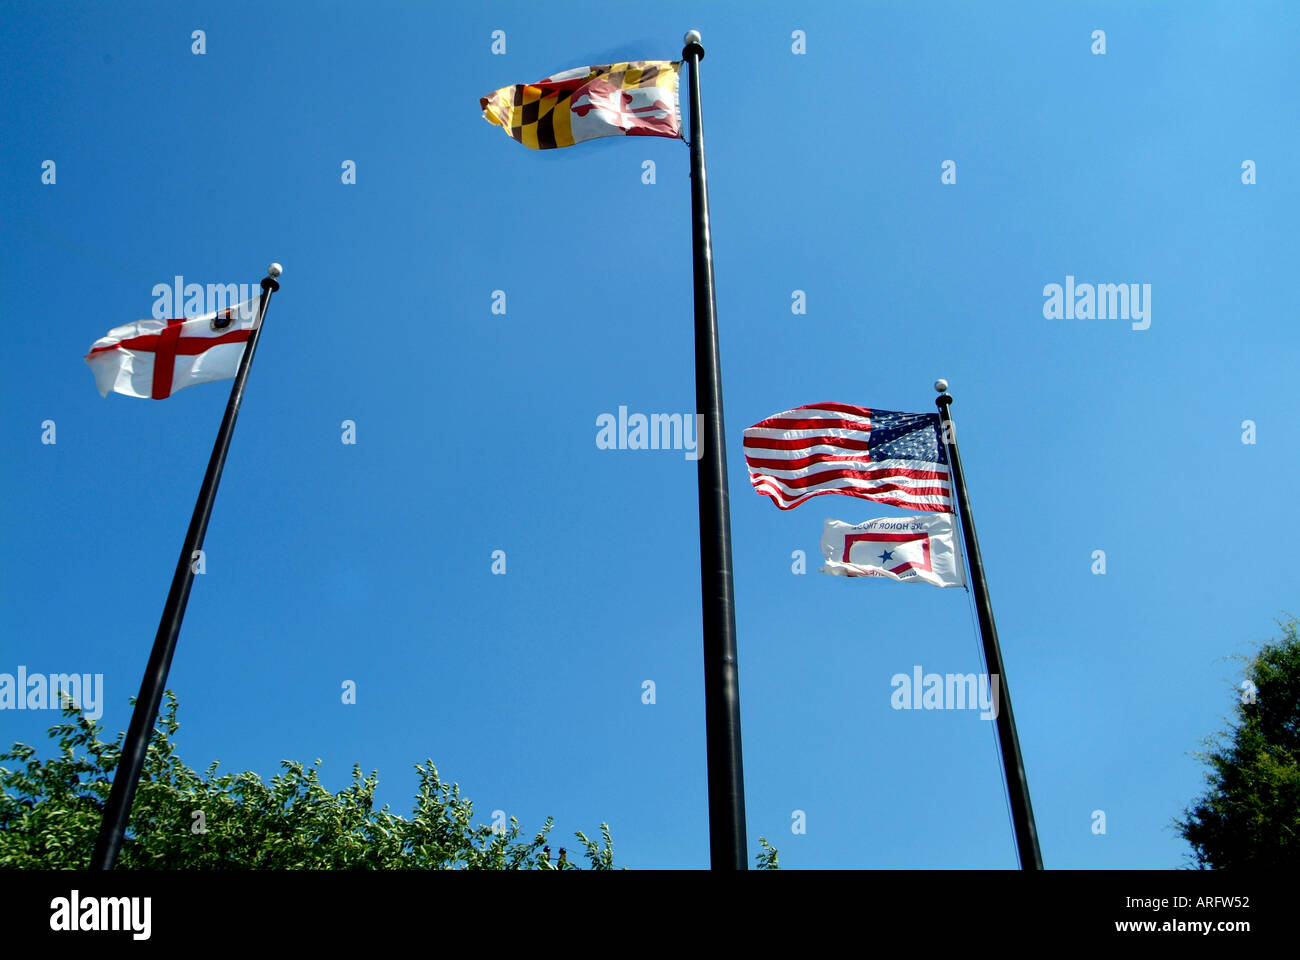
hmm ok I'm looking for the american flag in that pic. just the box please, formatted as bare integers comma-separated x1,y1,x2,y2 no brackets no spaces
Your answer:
743,402,953,513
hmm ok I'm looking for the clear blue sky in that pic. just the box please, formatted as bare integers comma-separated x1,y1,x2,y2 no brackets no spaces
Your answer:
2,1,1296,869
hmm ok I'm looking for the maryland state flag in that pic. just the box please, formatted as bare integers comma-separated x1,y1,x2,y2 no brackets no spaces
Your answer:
480,61,682,150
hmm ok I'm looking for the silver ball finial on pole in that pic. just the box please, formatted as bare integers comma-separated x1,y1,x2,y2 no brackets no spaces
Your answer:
267,262,283,279
934,378,949,394
684,29,702,45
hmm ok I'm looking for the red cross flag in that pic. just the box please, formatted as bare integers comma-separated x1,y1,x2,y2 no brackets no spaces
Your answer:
85,297,261,399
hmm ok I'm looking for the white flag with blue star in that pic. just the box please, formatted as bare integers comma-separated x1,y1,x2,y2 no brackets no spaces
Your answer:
820,514,965,588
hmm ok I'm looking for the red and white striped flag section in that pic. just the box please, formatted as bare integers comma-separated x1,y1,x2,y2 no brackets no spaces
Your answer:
821,515,965,587
85,298,260,399
743,402,954,513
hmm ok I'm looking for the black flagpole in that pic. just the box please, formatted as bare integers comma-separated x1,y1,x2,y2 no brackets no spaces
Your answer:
683,29,748,870
90,264,282,870
933,379,1043,870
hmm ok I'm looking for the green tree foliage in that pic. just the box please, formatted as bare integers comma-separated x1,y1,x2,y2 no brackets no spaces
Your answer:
0,693,615,869
1176,617,1300,868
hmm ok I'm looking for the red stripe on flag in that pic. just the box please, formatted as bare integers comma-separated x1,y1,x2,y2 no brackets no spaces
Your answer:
746,416,873,432
86,327,252,359
150,320,183,400
751,483,953,513
743,460,948,484
758,469,952,495
742,435,873,452
790,401,873,418
744,451,874,470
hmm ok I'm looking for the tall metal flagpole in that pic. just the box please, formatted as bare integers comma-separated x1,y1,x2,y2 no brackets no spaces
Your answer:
933,379,1043,870
90,263,282,871
683,29,748,870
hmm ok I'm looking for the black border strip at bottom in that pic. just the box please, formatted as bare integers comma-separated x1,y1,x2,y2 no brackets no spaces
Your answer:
1,868,1277,945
